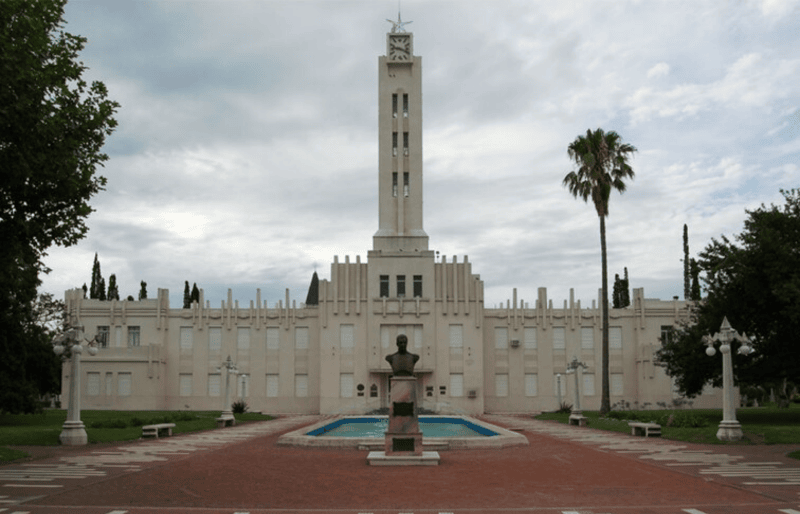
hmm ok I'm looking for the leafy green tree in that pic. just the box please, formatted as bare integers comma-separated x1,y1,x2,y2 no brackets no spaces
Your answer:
183,281,191,308
656,190,800,406
138,281,148,300
107,274,119,301
563,128,637,415
0,0,118,413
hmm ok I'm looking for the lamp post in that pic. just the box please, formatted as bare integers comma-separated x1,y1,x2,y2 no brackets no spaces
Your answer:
703,317,753,441
52,326,99,446
566,356,587,423
217,355,238,425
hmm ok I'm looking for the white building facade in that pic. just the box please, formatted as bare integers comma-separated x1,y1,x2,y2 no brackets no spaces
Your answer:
62,29,719,415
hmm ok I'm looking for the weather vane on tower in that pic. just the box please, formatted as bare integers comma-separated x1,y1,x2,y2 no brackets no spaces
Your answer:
386,11,412,33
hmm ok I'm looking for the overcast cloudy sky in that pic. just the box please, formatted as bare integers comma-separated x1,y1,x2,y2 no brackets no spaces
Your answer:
40,0,799,309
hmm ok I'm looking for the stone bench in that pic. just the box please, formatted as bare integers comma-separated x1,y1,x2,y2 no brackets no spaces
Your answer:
628,422,661,437
216,417,235,428
142,423,176,438
568,415,588,426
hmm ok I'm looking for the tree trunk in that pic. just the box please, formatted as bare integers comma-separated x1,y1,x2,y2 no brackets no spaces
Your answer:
600,215,611,415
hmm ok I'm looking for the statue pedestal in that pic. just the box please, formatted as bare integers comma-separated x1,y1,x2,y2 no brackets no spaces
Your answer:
367,376,439,466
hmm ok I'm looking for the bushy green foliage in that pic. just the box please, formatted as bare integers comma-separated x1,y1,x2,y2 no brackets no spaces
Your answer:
555,401,573,414
89,419,128,429
232,399,249,414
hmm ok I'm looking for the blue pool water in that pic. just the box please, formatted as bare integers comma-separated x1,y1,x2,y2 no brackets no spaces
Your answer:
307,417,498,438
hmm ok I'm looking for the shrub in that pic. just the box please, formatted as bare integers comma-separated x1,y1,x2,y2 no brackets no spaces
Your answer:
89,419,128,429
659,411,709,428
232,400,248,414
555,401,573,414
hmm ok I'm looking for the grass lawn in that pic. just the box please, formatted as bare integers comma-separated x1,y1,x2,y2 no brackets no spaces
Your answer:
0,409,273,462
535,403,800,448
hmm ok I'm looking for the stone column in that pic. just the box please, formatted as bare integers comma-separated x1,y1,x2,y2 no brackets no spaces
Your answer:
384,376,422,456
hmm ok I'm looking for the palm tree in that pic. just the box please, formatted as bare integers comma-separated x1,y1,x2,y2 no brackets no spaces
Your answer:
563,128,637,415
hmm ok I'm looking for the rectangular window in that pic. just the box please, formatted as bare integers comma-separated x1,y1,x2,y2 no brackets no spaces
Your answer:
610,327,622,349
525,373,538,396
295,327,309,350
449,324,463,348
552,327,566,350
87,372,100,396
295,374,308,397
180,327,193,351
237,327,250,350
340,373,354,398
97,326,109,348
340,324,354,349
396,275,406,298
611,373,624,396
118,372,132,397
105,372,113,396
266,374,279,397
402,93,408,117
403,132,409,156
392,172,398,197
403,172,409,196
208,374,221,397
127,326,140,347
413,275,422,298
581,327,594,349
392,93,398,118
583,373,596,396
660,325,673,345
179,374,192,397
381,325,391,348
266,327,280,350
495,327,508,349
392,132,398,156
449,373,464,397
209,327,222,351
524,327,537,349
380,275,390,298
495,374,509,397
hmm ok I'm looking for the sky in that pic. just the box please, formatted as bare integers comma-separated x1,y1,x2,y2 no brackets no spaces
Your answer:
40,0,800,310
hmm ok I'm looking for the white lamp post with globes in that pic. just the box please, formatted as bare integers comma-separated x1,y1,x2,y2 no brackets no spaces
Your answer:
217,355,238,426
703,317,753,441
52,326,99,445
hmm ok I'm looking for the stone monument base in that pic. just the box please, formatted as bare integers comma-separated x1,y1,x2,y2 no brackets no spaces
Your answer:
367,450,440,466
716,420,744,441
59,420,88,446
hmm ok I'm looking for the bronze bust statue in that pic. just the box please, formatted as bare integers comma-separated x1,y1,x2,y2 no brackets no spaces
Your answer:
385,334,419,377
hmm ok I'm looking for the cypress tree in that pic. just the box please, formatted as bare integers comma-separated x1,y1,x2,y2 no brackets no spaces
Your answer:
689,258,701,300
305,272,319,306
612,273,623,308
622,267,630,307
98,277,106,301
183,281,191,308
90,253,103,299
107,274,119,301
191,283,200,304
683,224,690,300
138,281,147,300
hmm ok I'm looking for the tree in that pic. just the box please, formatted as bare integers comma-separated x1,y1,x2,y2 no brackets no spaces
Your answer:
0,0,118,413
89,253,103,299
612,270,630,309
655,190,800,406
139,281,148,300
107,274,119,301
563,128,637,415
183,281,191,309
689,258,701,301
683,224,691,300
191,283,200,305
305,272,319,306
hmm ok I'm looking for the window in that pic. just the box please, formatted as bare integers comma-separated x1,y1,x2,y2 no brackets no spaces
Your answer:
380,275,390,298
524,327,537,349
97,326,109,348
403,132,409,156
581,327,594,349
392,93,398,118
403,172,409,196
340,373,354,398
449,324,463,348
611,373,624,396
660,325,674,345
552,327,566,350
380,325,391,348
402,93,408,117
266,327,280,350
449,373,463,397
610,327,622,349
525,373,538,396
583,373,596,396
208,374,221,397
87,372,100,396
180,327,193,351
370,384,378,398
295,374,308,397
237,328,250,350
209,327,222,351
413,275,422,298
396,275,406,298
118,372,132,396
127,326,140,347
295,327,309,350
392,132,398,156
179,374,192,397
495,374,509,397
392,172,398,197
495,327,508,349
340,324,354,349
266,374,279,397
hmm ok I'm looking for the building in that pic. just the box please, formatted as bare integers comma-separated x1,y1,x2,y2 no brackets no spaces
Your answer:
62,26,718,415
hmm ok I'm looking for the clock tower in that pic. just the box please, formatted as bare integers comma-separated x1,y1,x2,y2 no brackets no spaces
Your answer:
373,28,428,253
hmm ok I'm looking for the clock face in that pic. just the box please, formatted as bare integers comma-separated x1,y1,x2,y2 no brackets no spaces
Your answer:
388,35,411,61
